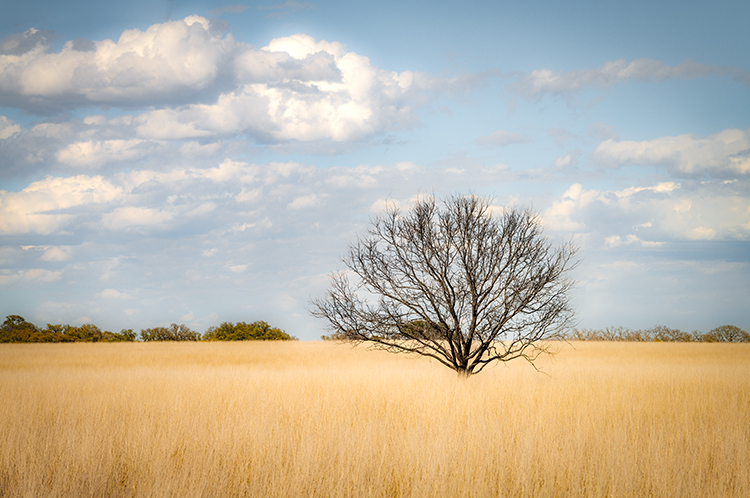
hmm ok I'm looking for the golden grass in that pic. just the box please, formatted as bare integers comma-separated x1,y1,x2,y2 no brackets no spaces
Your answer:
0,341,748,497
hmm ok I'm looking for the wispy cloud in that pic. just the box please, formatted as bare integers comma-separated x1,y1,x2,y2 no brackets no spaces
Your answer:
0,28,56,55
257,0,315,18
474,129,530,148
208,4,251,16
512,58,750,99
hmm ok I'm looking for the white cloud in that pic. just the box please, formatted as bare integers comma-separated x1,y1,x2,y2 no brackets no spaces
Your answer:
0,116,20,138
512,58,739,99
236,187,262,203
685,227,716,240
96,288,132,299
134,33,435,142
288,193,319,209
588,122,619,142
604,234,663,248
0,268,62,286
101,206,173,230
552,151,580,170
56,139,151,167
185,202,217,217
544,181,750,243
40,246,73,261
0,17,237,109
257,0,315,18
543,183,601,231
369,198,399,214
179,140,222,157
0,175,122,234
474,129,530,147
592,128,750,176
0,21,487,146
208,4,251,15
0,27,55,56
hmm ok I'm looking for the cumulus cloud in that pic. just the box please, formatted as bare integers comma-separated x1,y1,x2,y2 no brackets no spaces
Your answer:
592,128,750,176
228,264,248,273
0,175,122,234
288,193,320,209
512,58,747,99
604,234,663,248
61,158,735,256
552,150,580,170
0,116,21,139
134,33,433,142
101,207,173,230
0,18,494,150
40,246,73,261
0,19,479,146
0,159,414,238
0,268,62,286
1,158,506,240
474,129,530,147
56,139,153,167
96,288,132,299
0,16,237,111
544,181,750,244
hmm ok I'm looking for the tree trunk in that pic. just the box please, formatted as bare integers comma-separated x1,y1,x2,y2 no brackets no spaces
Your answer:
456,366,471,379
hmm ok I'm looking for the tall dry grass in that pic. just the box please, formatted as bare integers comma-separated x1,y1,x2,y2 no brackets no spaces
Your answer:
0,341,748,497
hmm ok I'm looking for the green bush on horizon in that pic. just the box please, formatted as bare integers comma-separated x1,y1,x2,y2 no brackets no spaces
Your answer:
140,324,201,341
1,315,293,342
0,315,136,343
203,321,297,341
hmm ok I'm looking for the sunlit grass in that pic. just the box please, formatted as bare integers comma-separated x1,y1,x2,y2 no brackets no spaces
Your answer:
1,341,748,497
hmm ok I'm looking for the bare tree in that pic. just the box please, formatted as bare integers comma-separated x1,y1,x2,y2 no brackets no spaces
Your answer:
310,194,579,377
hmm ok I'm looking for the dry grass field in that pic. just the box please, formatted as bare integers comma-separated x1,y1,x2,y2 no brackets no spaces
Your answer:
0,341,748,497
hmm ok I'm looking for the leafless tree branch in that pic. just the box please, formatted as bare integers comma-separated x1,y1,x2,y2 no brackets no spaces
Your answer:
310,193,579,377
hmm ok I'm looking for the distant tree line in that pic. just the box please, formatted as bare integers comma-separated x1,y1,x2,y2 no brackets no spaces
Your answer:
565,325,749,343
321,323,749,343
0,315,296,343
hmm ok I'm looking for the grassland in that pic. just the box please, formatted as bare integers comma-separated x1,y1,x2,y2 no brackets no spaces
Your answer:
0,341,748,497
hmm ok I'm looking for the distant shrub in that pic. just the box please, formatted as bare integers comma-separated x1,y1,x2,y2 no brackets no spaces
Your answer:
567,325,748,343
102,329,137,342
1,315,42,342
140,324,201,341
700,325,750,343
1,316,137,343
1,315,295,343
649,325,693,342
203,321,296,341
62,323,107,342
321,330,349,341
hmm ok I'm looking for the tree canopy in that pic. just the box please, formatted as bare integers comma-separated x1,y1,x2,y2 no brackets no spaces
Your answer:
311,193,580,377
203,321,297,341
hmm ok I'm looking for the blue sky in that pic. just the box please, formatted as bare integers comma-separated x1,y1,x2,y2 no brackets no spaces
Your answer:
1,0,748,338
